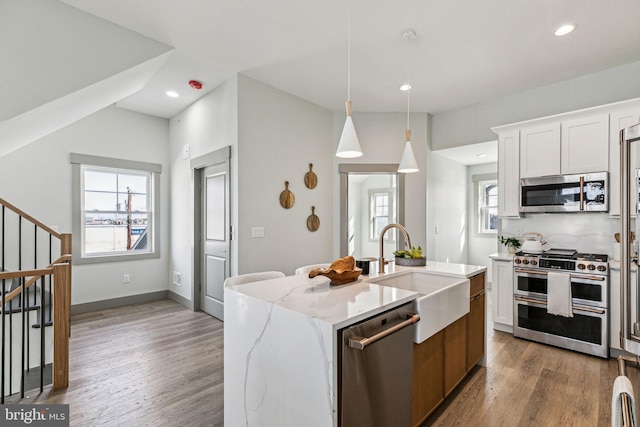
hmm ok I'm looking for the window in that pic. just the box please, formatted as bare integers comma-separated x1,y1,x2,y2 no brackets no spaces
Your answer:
71,154,161,264
479,180,498,234
369,189,395,240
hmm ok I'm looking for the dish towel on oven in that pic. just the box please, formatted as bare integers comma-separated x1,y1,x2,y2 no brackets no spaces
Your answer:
612,375,636,427
547,271,573,317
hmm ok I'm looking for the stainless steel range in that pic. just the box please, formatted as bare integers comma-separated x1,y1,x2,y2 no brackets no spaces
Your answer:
513,248,609,358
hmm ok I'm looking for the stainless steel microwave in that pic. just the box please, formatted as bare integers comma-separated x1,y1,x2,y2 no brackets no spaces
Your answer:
520,172,608,213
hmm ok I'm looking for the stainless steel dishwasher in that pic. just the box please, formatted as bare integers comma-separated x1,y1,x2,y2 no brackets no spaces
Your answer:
338,302,419,427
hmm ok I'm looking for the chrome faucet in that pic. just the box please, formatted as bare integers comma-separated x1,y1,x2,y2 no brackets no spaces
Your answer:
378,223,412,274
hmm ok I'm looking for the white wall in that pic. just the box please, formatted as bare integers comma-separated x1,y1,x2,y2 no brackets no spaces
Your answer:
467,163,498,282
0,105,170,305
427,153,467,263
332,112,428,258
169,76,238,302
237,75,334,275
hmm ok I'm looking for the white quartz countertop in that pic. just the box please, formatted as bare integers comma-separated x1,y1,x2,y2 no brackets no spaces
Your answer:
489,252,514,261
225,274,418,329
363,261,486,279
609,260,637,271
225,261,486,330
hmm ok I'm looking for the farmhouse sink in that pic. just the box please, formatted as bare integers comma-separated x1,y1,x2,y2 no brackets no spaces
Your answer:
367,271,470,343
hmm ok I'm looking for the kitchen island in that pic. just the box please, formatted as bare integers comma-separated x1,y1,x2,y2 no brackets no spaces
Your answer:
224,262,486,427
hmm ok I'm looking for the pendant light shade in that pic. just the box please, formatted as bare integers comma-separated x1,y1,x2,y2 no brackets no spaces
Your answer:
398,130,419,173
336,0,362,158
337,101,362,158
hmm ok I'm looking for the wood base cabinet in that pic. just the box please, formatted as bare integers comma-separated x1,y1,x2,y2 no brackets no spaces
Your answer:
412,331,443,426
467,292,485,370
412,272,486,426
444,316,467,396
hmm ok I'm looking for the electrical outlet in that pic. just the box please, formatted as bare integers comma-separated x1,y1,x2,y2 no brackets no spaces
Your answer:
516,228,523,237
435,225,440,235
251,227,265,238
173,271,182,286
123,273,130,284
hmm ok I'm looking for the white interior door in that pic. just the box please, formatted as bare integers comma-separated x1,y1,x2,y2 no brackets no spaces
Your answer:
200,161,229,320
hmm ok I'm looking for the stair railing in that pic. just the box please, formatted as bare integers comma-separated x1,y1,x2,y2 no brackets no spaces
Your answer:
0,197,71,402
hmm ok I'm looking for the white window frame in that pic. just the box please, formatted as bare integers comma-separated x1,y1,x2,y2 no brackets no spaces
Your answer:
478,179,498,234
71,153,161,264
369,188,395,241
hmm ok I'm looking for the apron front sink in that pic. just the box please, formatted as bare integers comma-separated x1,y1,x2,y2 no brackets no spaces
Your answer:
367,271,470,343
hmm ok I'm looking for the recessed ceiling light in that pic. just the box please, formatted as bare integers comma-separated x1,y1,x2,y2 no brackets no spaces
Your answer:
554,24,575,36
399,83,411,91
166,91,179,98
476,153,488,158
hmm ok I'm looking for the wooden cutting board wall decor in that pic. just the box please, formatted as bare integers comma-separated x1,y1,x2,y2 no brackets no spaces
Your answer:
307,206,320,232
304,163,317,189
279,181,295,209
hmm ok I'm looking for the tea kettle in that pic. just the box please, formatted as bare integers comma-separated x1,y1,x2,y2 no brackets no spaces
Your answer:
521,232,546,254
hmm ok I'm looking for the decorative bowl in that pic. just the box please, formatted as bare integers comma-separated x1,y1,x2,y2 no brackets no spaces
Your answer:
395,256,426,267
308,267,362,286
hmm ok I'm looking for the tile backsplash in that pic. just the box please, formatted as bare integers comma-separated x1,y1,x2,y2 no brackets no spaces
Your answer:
501,213,632,256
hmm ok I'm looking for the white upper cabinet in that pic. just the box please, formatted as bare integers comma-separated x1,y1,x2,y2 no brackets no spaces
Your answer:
609,109,640,217
520,123,560,178
520,115,609,178
498,130,520,218
560,114,609,174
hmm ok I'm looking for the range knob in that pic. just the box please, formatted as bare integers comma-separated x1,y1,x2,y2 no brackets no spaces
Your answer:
587,264,596,271
522,259,529,265
530,260,537,266
577,263,586,270
514,258,522,264
597,265,607,272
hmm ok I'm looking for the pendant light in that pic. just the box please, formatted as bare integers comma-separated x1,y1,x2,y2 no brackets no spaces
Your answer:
398,29,419,173
336,0,363,158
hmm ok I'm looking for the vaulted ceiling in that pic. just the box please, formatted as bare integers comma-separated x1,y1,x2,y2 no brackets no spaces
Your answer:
2,0,640,157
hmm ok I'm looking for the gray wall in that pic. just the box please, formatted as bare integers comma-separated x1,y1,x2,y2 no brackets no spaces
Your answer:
169,76,239,302
331,112,429,258
237,75,334,275
467,163,498,282
427,154,467,263
431,60,640,150
0,105,171,305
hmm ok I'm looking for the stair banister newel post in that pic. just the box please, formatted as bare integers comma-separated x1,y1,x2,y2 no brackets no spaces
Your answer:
61,233,72,337
52,262,70,390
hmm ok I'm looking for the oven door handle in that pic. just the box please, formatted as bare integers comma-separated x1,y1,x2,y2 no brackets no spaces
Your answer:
571,275,606,282
515,296,545,305
573,306,606,315
515,268,548,276
580,175,585,211
515,268,606,281
515,296,606,315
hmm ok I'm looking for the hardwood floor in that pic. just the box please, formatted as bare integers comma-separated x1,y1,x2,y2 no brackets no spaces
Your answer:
18,300,224,427
16,298,636,426
424,325,633,426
